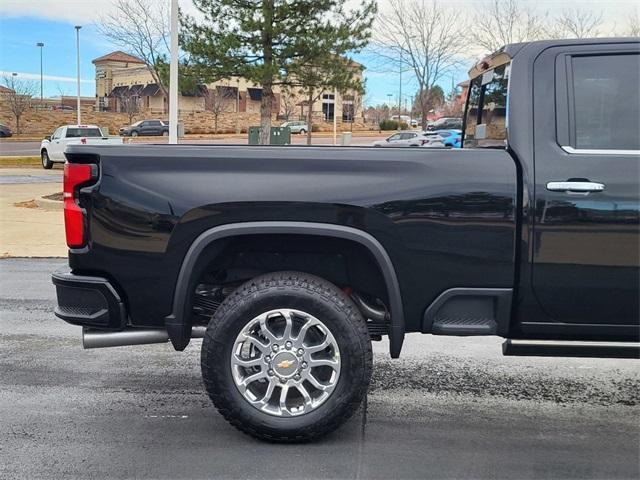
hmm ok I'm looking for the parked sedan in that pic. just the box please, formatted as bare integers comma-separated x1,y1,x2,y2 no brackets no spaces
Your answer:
419,133,445,148
426,117,463,131
119,119,169,137
0,123,12,137
372,131,426,147
280,120,308,134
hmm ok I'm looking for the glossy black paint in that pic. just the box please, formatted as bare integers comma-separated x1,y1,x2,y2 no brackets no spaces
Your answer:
63,38,640,349
67,145,517,335
504,38,639,341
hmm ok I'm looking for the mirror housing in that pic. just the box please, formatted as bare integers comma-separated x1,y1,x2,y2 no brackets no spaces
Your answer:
44,135,51,141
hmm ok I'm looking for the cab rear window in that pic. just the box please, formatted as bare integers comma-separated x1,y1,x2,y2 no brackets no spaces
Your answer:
67,128,103,138
463,62,510,148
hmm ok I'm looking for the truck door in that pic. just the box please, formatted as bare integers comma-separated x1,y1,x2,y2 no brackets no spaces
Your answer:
49,127,65,161
532,45,639,330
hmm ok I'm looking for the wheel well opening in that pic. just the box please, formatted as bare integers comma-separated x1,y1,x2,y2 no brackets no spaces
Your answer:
187,234,390,332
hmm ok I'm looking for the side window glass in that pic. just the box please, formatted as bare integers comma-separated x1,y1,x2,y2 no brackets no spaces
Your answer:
571,54,640,150
52,127,63,140
463,63,510,148
464,78,482,146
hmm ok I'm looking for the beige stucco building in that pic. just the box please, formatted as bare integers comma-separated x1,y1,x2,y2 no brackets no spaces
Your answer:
93,51,363,126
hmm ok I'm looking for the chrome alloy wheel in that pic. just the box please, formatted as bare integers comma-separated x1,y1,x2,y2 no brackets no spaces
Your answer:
230,309,341,417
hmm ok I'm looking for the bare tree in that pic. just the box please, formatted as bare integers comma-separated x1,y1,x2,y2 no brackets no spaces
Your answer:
364,104,390,126
97,0,170,103
1,75,36,135
466,0,546,54
280,87,297,121
203,87,233,134
550,7,604,38
625,11,640,37
55,84,67,109
115,88,141,125
374,0,465,129
349,93,364,131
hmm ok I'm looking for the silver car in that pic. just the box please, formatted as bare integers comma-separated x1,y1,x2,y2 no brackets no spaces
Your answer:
281,120,308,134
419,132,446,148
372,131,443,147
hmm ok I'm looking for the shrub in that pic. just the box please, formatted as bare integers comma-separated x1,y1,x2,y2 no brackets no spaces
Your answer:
379,120,409,130
379,119,397,130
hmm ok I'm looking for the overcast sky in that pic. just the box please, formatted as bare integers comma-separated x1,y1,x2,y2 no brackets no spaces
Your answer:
0,0,637,103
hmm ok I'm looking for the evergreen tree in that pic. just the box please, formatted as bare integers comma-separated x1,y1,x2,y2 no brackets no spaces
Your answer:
182,0,376,144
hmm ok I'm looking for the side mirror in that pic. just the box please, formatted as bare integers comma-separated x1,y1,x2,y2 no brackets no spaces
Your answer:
44,135,51,141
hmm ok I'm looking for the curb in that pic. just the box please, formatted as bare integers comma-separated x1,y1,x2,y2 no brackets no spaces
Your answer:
35,195,62,211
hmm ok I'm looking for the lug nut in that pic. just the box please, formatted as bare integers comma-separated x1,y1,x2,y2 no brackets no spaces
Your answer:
301,362,308,369
293,374,301,381
285,341,292,350
267,369,275,376
297,348,304,356
264,355,271,363
279,377,287,384
272,344,279,352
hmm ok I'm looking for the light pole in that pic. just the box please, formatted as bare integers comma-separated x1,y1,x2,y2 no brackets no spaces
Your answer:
74,26,82,124
168,0,179,144
236,77,240,134
404,98,408,127
386,93,393,119
36,42,44,102
398,48,402,130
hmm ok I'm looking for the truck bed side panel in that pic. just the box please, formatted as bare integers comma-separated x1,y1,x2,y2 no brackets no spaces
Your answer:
69,145,517,332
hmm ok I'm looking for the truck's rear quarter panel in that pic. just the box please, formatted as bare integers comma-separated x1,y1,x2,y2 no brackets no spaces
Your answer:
69,145,517,332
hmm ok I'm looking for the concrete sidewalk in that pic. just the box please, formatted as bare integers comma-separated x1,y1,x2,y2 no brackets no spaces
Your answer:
0,169,66,257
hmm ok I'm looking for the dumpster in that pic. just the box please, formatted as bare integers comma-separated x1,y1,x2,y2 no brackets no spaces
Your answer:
270,126,291,145
248,126,261,145
248,126,291,145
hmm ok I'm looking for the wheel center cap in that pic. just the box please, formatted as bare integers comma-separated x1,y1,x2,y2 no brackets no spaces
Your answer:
272,352,299,377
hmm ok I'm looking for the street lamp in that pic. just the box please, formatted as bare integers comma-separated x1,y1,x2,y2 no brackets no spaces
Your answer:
36,42,44,102
168,0,179,144
398,48,402,131
236,77,241,134
74,26,82,124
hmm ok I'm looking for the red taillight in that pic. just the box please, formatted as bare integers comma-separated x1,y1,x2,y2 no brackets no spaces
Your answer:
63,163,92,248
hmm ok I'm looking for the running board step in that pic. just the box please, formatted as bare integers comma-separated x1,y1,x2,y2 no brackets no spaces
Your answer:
432,316,496,335
503,339,640,359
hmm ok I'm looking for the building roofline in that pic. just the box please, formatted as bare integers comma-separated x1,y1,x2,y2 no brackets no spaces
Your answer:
92,51,146,65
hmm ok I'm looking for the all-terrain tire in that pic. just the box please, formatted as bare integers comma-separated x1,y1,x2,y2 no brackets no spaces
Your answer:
41,150,53,169
201,271,372,442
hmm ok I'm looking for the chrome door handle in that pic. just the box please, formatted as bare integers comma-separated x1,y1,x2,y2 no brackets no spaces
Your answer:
546,181,605,192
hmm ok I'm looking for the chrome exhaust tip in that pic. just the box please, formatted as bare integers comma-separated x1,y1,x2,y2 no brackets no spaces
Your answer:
82,326,206,349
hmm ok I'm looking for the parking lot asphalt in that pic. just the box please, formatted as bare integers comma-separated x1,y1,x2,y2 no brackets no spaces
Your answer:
1,258,638,480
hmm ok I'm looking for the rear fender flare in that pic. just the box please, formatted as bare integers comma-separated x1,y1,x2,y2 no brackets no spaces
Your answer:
165,221,405,357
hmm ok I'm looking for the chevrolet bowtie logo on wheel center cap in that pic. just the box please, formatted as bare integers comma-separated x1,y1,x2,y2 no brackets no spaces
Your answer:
277,359,295,369
272,352,299,377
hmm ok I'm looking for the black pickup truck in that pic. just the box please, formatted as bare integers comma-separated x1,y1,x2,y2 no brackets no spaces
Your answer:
53,39,639,441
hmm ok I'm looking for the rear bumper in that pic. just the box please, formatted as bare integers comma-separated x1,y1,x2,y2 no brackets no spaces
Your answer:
52,268,127,330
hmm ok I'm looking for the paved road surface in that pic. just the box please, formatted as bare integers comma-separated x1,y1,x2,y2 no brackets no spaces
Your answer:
1,258,638,479
0,135,385,156
0,141,41,156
